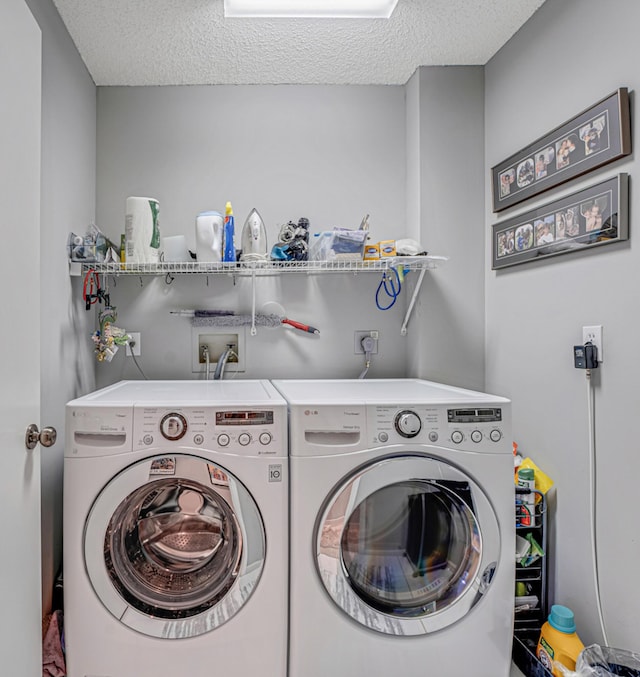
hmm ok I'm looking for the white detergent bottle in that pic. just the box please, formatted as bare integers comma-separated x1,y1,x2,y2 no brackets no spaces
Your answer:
196,211,223,262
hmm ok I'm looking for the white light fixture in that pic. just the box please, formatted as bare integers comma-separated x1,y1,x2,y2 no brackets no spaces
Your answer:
224,0,399,19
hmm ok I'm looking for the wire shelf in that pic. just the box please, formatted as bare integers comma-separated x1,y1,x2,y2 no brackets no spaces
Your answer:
71,255,448,277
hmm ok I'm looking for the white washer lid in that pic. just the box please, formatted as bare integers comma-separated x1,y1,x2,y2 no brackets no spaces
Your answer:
271,378,509,406
67,380,286,408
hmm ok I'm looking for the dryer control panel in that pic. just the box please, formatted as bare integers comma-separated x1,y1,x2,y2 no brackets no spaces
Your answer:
369,403,509,453
133,406,286,456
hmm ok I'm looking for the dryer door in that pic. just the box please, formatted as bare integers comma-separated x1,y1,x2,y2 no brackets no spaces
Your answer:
84,453,265,638
315,454,500,636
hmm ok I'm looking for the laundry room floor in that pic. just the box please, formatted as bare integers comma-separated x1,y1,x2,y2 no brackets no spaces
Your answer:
511,661,525,676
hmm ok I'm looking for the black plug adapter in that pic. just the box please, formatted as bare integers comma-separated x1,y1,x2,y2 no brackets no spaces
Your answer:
574,342,599,369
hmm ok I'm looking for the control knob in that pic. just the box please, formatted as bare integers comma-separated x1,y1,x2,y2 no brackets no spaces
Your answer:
238,433,251,446
160,413,187,441
394,410,421,438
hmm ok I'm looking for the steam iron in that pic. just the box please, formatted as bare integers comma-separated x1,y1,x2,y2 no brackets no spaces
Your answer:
240,208,268,262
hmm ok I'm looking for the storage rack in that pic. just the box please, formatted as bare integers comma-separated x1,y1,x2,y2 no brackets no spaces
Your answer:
513,488,552,677
70,255,448,336
70,255,447,276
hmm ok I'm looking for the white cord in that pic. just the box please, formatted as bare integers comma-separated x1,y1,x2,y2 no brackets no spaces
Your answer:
586,369,609,646
204,347,210,380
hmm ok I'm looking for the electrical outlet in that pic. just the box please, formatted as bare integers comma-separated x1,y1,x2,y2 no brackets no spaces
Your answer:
582,325,603,363
125,332,141,356
354,330,379,354
192,328,246,373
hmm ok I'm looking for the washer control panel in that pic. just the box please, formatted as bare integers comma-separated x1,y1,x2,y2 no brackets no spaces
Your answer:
370,404,507,451
133,407,284,455
395,410,422,438
160,413,187,441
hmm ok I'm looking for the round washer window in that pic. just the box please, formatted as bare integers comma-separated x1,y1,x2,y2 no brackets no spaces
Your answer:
105,477,242,619
339,479,480,618
315,455,499,635
84,454,266,638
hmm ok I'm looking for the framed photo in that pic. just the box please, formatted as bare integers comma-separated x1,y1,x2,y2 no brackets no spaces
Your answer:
492,173,628,270
491,88,631,212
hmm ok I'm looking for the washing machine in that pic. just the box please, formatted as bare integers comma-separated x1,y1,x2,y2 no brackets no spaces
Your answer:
272,378,514,677
64,380,288,677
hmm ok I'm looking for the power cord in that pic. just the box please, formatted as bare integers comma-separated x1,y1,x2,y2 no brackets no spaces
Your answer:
574,340,608,645
585,367,609,646
127,339,148,380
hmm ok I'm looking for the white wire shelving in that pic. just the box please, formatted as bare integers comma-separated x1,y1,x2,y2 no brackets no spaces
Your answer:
70,255,447,277
70,255,448,335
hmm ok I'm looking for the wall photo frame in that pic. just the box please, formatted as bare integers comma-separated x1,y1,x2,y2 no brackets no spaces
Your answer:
492,173,628,270
491,88,631,213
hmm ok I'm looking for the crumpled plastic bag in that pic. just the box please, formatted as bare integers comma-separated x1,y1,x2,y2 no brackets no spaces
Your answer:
554,644,640,677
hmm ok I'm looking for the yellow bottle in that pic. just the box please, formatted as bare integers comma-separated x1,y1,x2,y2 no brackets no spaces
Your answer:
537,605,585,676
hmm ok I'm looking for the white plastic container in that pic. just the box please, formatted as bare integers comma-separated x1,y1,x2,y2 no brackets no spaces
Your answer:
195,211,223,262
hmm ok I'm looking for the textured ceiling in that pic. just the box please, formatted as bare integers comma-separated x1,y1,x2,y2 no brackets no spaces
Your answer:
52,0,546,86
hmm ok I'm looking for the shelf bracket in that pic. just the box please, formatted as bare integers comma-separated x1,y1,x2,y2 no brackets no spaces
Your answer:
400,266,427,336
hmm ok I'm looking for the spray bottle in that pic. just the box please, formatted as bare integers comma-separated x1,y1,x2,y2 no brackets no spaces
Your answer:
223,201,236,262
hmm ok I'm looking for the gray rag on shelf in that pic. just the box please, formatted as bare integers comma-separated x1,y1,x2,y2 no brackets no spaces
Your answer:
192,314,282,328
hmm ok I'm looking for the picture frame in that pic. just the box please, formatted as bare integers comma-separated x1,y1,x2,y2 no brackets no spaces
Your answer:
492,173,628,270
491,88,631,213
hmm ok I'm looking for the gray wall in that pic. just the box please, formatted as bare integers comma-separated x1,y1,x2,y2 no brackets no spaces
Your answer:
94,85,412,385
23,0,96,614
485,0,638,649
407,67,485,390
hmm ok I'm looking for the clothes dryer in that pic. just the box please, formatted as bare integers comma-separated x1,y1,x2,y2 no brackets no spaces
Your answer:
64,380,287,677
272,378,514,677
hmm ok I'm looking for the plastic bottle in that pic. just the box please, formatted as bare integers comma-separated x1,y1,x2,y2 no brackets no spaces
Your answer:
223,201,236,263
517,467,536,526
196,211,223,262
537,605,585,676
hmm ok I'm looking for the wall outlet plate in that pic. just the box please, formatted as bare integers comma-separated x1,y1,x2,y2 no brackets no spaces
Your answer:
191,327,246,373
582,325,603,363
125,332,141,356
354,330,379,354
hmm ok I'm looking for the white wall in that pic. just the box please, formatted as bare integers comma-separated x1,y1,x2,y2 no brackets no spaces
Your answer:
23,0,96,614
485,0,638,649
94,85,413,385
407,67,485,390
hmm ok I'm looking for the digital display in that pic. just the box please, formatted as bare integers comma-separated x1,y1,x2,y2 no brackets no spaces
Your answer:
448,408,502,423
216,410,274,426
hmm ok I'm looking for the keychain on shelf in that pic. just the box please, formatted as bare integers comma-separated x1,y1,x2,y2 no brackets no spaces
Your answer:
82,268,110,310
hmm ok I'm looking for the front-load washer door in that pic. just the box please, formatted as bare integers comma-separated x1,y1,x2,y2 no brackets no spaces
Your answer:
315,454,500,636
84,453,265,639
